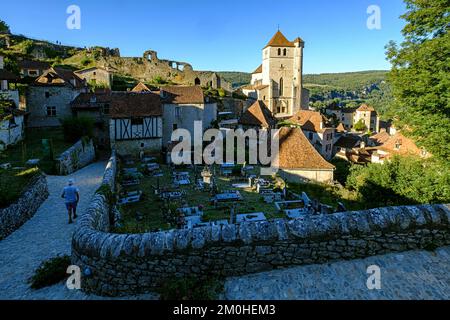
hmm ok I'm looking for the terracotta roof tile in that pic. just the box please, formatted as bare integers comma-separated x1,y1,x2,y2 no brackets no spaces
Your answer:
336,123,346,133
357,104,375,112
264,30,295,48
252,64,262,74
131,82,152,92
378,132,427,157
288,110,328,133
277,127,335,170
160,85,204,104
110,92,162,118
239,100,276,128
71,92,112,109
34,68,86,89
370,130,390,145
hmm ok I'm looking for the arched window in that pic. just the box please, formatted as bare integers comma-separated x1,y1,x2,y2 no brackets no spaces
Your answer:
279,78,284,96
278,48,281,56
283,48,287,56
194,77,201,86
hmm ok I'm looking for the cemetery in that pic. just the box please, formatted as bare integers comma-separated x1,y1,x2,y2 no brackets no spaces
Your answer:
113,154,334,234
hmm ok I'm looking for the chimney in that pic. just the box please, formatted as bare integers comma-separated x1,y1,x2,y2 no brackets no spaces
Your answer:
0,55,4,69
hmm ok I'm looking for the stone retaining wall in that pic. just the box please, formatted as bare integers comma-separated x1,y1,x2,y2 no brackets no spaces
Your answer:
72,157,450,296
56,139,95,175
0,173,49,240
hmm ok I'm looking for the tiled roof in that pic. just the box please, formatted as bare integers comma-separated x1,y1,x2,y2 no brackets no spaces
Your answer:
334,135,362,149
252,64,262,74
160,85,205,104
0,69,19,81
75,66,109,74
110,92,162,118
34,68,86,88
71,92,112,109
239,100,276,128
254,84,269,90
357,104,375,112
370,130,390,145
288,110,328,133
18,60,50,70
277,127,335,170
131,82,152,93
336,123,346,133
378,132,426,157
264,30,295,48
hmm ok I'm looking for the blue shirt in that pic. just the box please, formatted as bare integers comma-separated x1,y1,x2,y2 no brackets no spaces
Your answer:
63,186,79,203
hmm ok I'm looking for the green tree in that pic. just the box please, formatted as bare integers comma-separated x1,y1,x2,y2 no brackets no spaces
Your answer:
353,119,367,132
0,19,10,33
385,0,450,162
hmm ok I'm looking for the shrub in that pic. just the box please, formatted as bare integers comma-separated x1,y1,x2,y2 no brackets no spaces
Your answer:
29,255,71,289
62,116,94,143
353,119,367,132
218,88,226,98
158,277,224,300
80,56,92,66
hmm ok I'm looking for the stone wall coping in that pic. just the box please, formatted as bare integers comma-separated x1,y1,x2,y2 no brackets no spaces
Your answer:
72,154,450,259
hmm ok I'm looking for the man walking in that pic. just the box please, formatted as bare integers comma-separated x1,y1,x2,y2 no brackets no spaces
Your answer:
61,179,80,224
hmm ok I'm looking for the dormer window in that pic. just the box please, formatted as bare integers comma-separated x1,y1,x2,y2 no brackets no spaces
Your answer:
395,140,402,150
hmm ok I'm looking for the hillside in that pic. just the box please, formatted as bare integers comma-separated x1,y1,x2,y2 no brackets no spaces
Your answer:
0,33,232,90
217,72,251,88
304,70,388,91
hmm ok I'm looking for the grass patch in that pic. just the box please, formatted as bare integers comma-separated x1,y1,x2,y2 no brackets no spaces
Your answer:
158,277,224,300
288,182,363,211
113,163,286,233
0,167,40,208
29,255,71,290
0,127,72,174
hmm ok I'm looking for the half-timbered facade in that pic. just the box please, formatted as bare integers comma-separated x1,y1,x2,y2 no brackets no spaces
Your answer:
109,92,163,155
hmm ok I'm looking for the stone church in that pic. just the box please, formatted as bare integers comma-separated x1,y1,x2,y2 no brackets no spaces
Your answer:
246,30,310,118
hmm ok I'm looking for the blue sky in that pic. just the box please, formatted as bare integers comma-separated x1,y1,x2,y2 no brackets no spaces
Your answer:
1,0,406,74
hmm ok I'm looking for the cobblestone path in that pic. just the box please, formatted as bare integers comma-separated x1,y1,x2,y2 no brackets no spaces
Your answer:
0,162,153,299
224,246,450,300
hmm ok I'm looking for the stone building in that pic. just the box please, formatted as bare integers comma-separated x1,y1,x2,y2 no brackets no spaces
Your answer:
277,127,335,183
325,104,380,133
0,103,26,151
354,104,379,133
287,110,335,160
71,91,112,146
75,67,113,88
97,49,232,91
17,60,50,78
161,85,217,146
246,30,310,118
27,68,87,127
109,92,163,155
325,106,357,131
0,55,20,108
